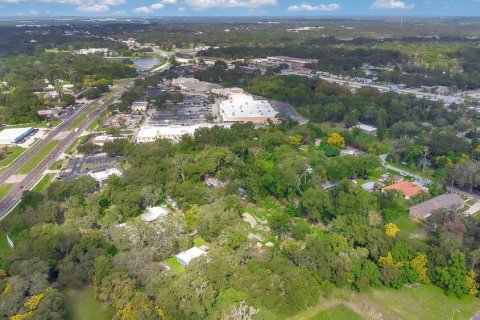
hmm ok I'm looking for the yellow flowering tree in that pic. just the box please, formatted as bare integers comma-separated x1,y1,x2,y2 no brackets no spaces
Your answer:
327,133,345,149
466,269,479,296
24,292,45,311
378,252,404,268
9,312,33,320
2,282,11,295
410,253,430,283
385,223,400,238
288,134,303,148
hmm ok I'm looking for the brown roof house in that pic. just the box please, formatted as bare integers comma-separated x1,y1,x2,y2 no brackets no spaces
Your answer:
409,193,464,220
382,180,424,199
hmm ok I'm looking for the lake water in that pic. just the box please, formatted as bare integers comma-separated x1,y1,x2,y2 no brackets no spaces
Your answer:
133,57,161,71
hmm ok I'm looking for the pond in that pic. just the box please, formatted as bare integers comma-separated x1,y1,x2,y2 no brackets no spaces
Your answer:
133,57,161,71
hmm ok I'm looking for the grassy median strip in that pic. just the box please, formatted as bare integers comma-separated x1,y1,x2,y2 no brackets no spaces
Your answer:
67,112,88,131
17,140,59,174
33,174,54,192
0,183,13,200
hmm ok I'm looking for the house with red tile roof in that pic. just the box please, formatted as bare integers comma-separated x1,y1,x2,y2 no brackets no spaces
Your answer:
382,180,424,199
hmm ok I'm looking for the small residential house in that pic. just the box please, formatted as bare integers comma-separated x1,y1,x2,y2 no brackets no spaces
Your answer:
176,247,208,266
409,193,464,220
353,123,377,135
382,180,424,199
141,206,170,222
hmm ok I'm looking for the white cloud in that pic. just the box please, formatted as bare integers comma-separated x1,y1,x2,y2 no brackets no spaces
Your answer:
35,0,125,12
183,0,277,10
288,2,340,11
371,0,415,9
133,0,176,14
133,6,153,13
78,4,110,12
150,2,165,9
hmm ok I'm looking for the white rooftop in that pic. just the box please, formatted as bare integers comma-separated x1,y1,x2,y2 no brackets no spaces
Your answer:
219,93,277,119
0,127,34,143
141,206,170,222
89,168,122,183
176,247,207,266
137,127,160,139
132,101,148,108
354,123,377,132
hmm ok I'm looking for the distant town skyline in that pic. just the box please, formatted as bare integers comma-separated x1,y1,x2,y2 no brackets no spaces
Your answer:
0,0,479,17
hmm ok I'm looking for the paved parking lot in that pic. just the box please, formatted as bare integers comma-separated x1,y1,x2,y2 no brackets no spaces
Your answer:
268,100,308,125
58,154,121,181
149,94,212,126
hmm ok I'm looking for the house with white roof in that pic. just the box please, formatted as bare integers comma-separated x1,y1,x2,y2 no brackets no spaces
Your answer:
88,168,122,183
176,247,208,266
141,206,170,222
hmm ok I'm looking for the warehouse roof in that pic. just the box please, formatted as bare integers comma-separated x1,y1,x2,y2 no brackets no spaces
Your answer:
0,127,34,144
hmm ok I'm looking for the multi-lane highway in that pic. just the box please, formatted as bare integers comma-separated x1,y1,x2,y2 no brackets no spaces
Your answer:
0,82,133,220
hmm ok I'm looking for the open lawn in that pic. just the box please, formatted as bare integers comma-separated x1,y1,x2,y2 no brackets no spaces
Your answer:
309,305,362,320
49,159,65,170
0,146,26,169
64,287,112,320
0,227,23,259
17,140,59,174
393,215,422,234
194,236,206,247
0,230,12,256
292,285,480,320
165,257,184,274
65,136,87,155
0,184,13,200
364,285,480,320
5,120,60,128
33,174,54,192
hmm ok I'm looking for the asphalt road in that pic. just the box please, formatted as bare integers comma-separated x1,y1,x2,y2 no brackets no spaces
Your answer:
0,82,132,220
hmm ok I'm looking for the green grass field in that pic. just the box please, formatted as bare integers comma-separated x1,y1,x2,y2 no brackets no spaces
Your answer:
165,257,184,274
64,287,112,320
0,146,26,169
5,120,60,128
309,305,362,320
0,227,23,258
17,140,59,174
33,174,54,192
0,183,13,200
49,159,65,170
364,285,480,320
291,284,480,320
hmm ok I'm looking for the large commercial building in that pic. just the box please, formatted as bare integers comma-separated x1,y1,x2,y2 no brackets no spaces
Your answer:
0,127,35,146
136,124,224,143
171,77,221,93
88,168,122,184
219,93,278,124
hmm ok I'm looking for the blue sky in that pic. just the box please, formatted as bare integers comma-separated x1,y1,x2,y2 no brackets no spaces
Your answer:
0,0,479,17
